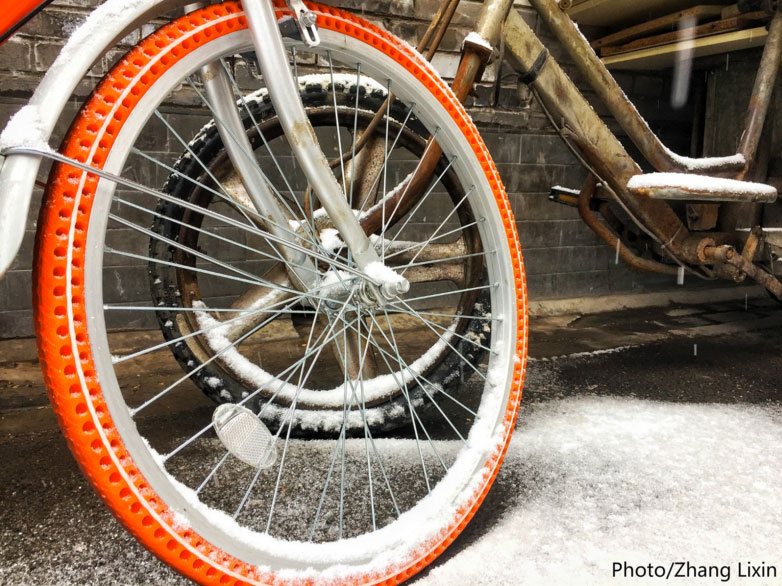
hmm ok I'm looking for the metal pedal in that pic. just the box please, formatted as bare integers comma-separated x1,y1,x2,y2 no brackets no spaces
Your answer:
213,403,277,469
548,185,580,207
627,173,777,203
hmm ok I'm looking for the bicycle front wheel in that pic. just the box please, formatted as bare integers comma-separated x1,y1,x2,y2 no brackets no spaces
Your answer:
35,2,527,585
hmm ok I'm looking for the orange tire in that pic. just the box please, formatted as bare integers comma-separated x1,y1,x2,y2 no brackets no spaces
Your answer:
34,2,528,585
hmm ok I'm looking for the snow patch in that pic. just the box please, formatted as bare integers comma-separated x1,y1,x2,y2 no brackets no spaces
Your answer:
364,261,408,290
205,376,222,389
628,172,776,198
529,345,635,363
463,32,493,52
663,147,746,173
413,397,782,586
318,228,343,253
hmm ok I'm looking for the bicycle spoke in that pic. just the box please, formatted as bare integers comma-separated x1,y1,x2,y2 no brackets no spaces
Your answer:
348,63,361,206
127,147,323,254
363,313,480,419
112,292,304,365
381,156,457,255
392,250,490,272
263,294,356,531
108,213,278,287
381,78,391,263
398,187,475,274
152,109,251,227
197,451,231,495
357,105,417,219
111,190,364,284
319,312,402,530
371,311,466,449
379,129,440,236
217,59,311,231
131,294,307,415
383,222,478,260
370,312,450,470
327,50,348,191
162,307,360,462
397,283,493,305
391,299,487,383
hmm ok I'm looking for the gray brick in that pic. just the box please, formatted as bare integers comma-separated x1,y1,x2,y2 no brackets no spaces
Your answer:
481,132,522,164
0,309,34,338
32,41,64,72
522,245,610,276
520,134,579,166
0,270,32,311
525,273,557,298
558,220,602,247
497,163,569,193
554,270,612,298
17,8,86,39
9,231,35,272
0,38,33,74
516,220,561,249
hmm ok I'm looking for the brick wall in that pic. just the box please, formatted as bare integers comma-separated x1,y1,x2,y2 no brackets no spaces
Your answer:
0,0,721,337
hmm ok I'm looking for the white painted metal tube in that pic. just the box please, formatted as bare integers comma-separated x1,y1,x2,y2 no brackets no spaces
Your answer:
241,0,382,272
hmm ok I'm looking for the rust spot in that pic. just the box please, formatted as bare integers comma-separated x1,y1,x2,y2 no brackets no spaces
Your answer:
288,120,316,148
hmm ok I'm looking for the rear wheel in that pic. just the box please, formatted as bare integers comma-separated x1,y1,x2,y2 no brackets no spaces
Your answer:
150,78,490,434
35,2,527,585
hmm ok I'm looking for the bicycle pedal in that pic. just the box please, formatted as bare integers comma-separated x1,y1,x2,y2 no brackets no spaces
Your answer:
213,404,277,469
548,186,580,207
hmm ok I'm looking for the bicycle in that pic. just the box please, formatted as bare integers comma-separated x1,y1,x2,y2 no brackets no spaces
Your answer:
0,0,778,585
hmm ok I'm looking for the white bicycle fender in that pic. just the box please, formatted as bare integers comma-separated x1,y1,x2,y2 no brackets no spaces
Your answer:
0,0,185,278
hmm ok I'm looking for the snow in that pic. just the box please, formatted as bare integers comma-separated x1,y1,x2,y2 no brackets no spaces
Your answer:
205,376,222,389
360,171,416,223
628,173,777,198
412,396,782,586
318,228,343,253
529,345,635,363
364,261,408,291
0,105,53,153
295,72,386,95
53,0,152,69
663,147,746,173
463,32,493,52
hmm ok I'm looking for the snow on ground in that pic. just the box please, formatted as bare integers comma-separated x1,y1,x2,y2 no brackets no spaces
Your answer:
414,396,782,585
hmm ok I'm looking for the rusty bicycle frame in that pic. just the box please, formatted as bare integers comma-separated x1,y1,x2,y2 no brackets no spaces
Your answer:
397,0,782,298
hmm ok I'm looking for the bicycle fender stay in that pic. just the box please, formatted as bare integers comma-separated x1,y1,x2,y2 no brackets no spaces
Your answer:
0,0,184,278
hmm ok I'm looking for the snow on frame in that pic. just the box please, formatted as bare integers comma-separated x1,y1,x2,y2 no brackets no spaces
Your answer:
463,32,493,52
0,105,53,153
628,172,777,198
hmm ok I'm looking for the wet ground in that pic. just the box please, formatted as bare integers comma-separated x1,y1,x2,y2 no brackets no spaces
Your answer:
1,297,781,585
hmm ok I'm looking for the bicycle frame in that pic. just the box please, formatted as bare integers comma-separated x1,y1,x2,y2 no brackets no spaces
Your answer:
459,0,782,277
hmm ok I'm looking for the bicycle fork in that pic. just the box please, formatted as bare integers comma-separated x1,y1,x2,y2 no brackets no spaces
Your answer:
195,0,407,301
